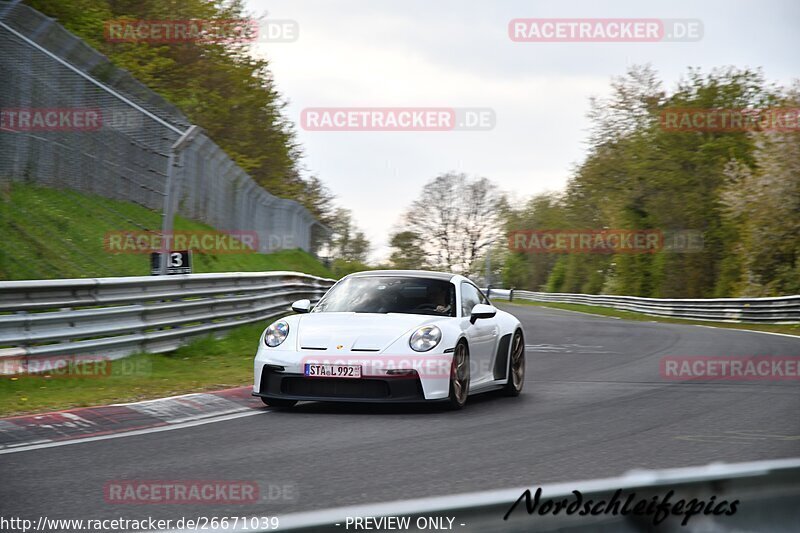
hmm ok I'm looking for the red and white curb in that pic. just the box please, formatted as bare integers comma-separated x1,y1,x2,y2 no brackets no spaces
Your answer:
0,386,266,454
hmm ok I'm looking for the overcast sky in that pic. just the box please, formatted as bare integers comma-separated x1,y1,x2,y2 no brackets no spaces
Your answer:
245,0,799,261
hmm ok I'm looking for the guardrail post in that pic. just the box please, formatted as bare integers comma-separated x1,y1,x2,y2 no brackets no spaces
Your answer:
160,125,202,275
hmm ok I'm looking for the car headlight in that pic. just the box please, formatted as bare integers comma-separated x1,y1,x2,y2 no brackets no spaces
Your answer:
264,320,289,347
409,325,441,352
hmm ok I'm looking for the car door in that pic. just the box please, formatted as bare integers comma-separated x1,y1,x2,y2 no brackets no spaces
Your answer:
460,282,498,385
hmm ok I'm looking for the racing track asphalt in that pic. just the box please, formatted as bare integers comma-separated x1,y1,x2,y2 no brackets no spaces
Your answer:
1,304,799,524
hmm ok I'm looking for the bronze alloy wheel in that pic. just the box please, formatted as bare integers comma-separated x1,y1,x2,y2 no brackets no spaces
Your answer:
448,341,470,409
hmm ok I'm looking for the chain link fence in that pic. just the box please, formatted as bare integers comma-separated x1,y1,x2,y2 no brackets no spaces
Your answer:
0,1,323,272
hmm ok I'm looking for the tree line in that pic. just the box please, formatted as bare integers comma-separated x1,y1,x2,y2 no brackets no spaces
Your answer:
386,66,799,298
21,2,798,296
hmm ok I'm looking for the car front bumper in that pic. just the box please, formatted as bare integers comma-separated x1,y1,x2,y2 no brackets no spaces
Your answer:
254,368,437,403
253,347,453,402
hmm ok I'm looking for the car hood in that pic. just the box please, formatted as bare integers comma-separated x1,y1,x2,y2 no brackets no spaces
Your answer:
296,312,446,352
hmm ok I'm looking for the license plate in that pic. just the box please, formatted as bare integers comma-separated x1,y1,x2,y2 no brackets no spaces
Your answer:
304,364,361,378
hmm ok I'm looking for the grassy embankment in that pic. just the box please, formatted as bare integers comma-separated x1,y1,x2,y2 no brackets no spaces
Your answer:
0,184,332,416
0,184,332,280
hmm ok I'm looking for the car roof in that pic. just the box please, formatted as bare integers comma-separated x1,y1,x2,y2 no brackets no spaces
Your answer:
345,270,458,282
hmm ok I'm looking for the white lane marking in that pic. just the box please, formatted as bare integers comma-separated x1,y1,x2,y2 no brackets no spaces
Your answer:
0,410,267,455
525,344,612,354
694,324,800,340
515,304,621,320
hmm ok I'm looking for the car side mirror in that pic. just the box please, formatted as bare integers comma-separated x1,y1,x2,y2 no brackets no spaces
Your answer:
291,299,311,313
470,303,496,323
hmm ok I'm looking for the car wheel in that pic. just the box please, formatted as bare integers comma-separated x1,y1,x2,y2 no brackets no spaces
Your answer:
502,329,525,396
447,341,470,409
260,397,297,409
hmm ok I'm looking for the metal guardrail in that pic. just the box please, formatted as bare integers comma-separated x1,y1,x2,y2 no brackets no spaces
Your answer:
0,272,334,363
165,457,800,532
497,289,800,324
2,277,795,366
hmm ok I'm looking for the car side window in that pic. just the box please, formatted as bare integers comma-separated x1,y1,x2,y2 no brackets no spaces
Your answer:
461,282,481,317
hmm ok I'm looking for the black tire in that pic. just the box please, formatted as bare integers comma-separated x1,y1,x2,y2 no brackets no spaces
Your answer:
447,341,470,409
501,329,525,397
260,397,297,409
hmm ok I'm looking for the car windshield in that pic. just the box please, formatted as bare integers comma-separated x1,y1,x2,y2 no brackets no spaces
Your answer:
313,276,456,316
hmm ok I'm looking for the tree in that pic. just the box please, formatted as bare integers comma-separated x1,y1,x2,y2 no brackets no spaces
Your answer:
388,231,427,270
721,129,800,295
399,172,502,276
499,66,796,297
328,208,370,263
502,192,568,291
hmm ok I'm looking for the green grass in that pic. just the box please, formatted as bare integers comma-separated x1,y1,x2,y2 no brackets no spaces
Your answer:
0,183,333,416
0,322,266,417
508,300,800,336
0,183,333,280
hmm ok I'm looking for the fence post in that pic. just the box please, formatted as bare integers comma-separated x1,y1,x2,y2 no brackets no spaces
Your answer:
159,125,201,274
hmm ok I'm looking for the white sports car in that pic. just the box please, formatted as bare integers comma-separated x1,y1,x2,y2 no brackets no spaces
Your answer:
252,270,525,409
